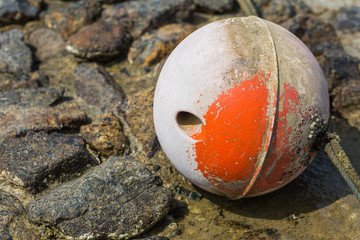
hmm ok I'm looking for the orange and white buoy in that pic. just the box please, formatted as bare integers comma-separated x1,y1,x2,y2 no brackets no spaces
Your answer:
153,16,330,199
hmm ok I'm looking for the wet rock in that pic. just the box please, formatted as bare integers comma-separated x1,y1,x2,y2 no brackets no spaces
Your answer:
102,0,195,38
239,228,281,239
0,131,97,193
42,0,102,38
255,0,311,24
80,112,130,158
0,0,39,26
120,87,159,158
0,87,64,107
29,28,66,62
66,20,131,61
313,43,360,89
0,29,33,74
194,0,234,13
128,23,196,66
0,190,40,240
281,14,340,51
27,155,172,239
74,63,125,113
0,105,87,139
334,6,360,34
332,79,360,120
0,71,48,92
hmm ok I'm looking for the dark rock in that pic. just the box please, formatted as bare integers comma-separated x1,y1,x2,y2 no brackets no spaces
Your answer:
128,23,196,66
0,87,64,107
80,112,130,158
66,20,131,61
194,0,234,13
0,0,39,26
313,43,360,90
254,0,311,24
29,28,66,62
27,155,172,239
335,6,360,34
0,29,33,74
0,131,97,193
120,87,159,158
74,63,125,113
42,0,102,38
332,79,360,117
0,105,87,139
0,71,48,92
102,0,195,38
0,191,40,240
281,14,340,51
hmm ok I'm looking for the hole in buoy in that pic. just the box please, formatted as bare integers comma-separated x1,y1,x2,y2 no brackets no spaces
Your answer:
176,111,204,137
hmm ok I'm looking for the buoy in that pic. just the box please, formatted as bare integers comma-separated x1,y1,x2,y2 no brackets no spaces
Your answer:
153,16,330,199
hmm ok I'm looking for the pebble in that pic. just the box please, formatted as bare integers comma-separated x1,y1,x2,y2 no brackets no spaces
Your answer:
194,0,235,13
102,0,195,38
119,87,160,158
332,79,360,120
0,0,39,26
27,155,172,239
0,71,48,92
80,112,130,158
0,105,87,139
0,190,40,240
128,23,196,66
29,28,66,62
66,20,131,61
74,63,126,113
42,0,102,38
0,29,33,75
0,131,97,193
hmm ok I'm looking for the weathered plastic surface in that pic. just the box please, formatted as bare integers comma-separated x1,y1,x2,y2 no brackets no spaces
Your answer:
154,16,330,199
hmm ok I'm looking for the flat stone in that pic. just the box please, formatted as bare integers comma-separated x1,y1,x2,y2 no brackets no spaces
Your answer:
27,155,172,239
0,29,33,74
74,63,125,113
313,43,360,90
80,112,130,158
0,131,97,193
0,87,64,107
0,0,39,26
29,28,66,62
0,190,40,239
120,87,159,158
0,105,87,139
194,0,234,13
128,23,196,66
0,71,49,92
66,20,131,61
42,0,102,38
281,14,340,51
102,0,195,38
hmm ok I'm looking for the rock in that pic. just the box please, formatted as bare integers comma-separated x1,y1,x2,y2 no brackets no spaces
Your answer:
80,112,130,158
255,0,311,24
74,63,126,113
194,0,234,13
42,0,102,38
120,87,159,158
281,14,340,51
135,237,170,240
0,105,87,139
128,23,196,66
0,0,39,26
102,0,195,38
27,155,172,239
0,190,40,239
334,7,360,34
0,131,97,193
0,29,33,74
313,43,360,90
0,87,64,107
66,20,132,61
29,28,66,62
0,71,48,92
